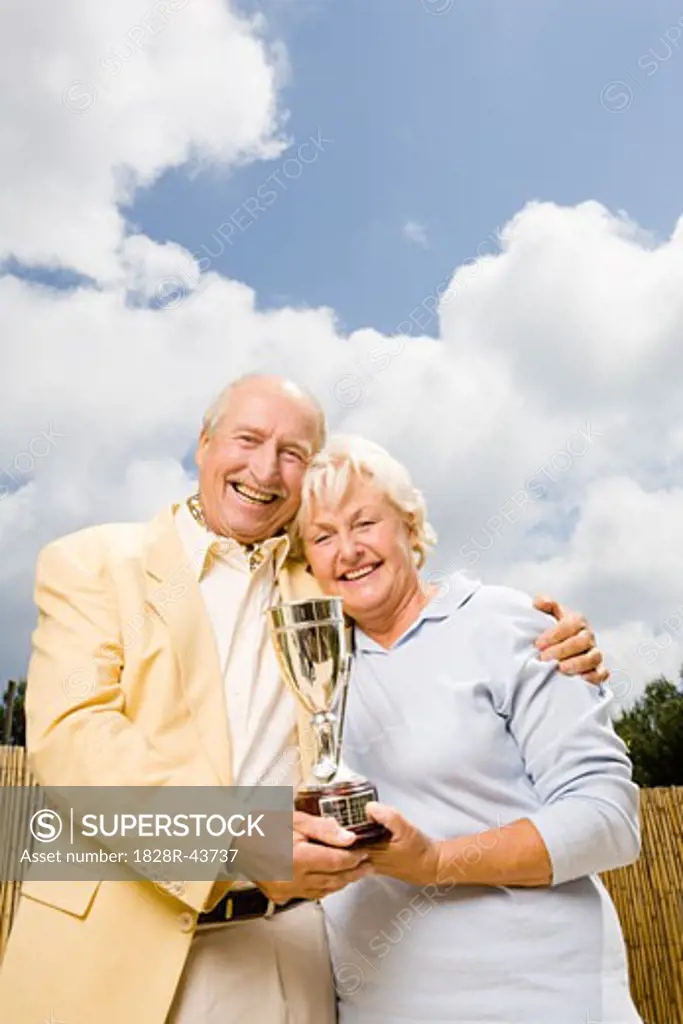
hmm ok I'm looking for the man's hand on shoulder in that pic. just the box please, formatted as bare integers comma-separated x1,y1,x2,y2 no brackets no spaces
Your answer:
533,595,609,685
255,811,370,904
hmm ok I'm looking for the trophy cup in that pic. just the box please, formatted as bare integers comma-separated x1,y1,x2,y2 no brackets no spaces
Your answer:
267,596,390,846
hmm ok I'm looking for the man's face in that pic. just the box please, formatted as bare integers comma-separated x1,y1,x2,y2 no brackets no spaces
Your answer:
195,384,321,543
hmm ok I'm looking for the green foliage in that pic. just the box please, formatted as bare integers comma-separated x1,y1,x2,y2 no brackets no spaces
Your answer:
0,679,26,746
615,673,683,787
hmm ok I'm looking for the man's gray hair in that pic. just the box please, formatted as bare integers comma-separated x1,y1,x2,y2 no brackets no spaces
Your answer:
298,434,437,568
201,373,327,447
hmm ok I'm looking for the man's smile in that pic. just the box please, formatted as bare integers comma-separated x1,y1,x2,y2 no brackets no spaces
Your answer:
230,482,280,506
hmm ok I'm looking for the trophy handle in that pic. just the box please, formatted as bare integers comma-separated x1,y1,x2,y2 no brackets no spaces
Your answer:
333,652,351,769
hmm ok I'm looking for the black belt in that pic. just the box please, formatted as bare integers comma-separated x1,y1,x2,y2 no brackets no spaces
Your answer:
196,888,306,929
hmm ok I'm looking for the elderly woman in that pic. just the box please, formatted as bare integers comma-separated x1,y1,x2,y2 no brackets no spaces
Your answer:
297,436,641,1024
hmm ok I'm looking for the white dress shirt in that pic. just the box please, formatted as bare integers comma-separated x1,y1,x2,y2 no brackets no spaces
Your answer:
167,503,337,1024
174,500,300,789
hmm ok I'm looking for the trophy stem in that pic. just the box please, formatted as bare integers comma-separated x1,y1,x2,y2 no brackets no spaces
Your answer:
311,711,338,783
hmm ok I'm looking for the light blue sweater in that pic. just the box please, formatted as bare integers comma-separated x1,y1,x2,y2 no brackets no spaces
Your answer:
323,574,642,1024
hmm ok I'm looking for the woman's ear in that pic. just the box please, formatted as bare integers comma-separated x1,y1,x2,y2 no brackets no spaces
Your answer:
404,517,425,569
404,516,419,549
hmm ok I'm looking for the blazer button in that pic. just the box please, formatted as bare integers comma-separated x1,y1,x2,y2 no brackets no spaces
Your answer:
178,911,195,933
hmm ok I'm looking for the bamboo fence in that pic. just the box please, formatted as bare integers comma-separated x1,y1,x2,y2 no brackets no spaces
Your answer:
0,746,681,1021
602,786,683,1024
0,746,41,958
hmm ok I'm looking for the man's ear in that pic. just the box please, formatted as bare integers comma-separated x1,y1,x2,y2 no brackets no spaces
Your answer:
195,430,210,470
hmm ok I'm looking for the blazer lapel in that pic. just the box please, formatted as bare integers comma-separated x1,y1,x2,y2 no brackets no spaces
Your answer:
143,507,233,787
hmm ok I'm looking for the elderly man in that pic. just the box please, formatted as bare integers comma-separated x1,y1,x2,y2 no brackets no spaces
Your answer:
0,374,607,1024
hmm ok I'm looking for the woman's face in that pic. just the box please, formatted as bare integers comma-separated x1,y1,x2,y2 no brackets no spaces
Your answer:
301,476,419,622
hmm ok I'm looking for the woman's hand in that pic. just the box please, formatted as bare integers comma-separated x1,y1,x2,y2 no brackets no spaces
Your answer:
366,808,553,889
363,803,441,887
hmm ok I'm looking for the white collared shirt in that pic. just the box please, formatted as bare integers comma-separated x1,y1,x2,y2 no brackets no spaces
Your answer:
174,500,300,789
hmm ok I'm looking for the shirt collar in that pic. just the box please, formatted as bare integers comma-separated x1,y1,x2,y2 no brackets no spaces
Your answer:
354,571,481,653
174,499,291,581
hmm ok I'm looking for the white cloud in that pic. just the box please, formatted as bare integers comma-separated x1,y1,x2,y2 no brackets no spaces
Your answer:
0,0,285,280
1,5,682,713
403,220,429,248
492,478,683,705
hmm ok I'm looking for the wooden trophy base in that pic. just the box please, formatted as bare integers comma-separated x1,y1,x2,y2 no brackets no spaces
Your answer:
295,779,391,847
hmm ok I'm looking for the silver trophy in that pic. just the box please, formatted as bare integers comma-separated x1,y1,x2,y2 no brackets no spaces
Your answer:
267,597,389,846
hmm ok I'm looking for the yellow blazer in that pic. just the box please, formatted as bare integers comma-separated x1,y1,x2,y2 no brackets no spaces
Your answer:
0,506,322,1024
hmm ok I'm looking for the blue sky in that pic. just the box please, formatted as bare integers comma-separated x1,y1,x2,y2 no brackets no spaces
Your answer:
129,0,683,336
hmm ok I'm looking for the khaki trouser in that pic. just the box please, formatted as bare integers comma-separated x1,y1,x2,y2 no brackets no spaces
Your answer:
167,901,336,1024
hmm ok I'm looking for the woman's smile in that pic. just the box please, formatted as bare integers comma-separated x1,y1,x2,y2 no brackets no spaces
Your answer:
337,562,383,583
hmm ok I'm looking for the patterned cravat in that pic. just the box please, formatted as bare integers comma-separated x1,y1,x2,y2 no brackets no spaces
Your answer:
186,493,266,574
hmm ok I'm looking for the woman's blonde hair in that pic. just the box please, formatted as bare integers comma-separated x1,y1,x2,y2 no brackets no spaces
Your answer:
297,435,437,567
